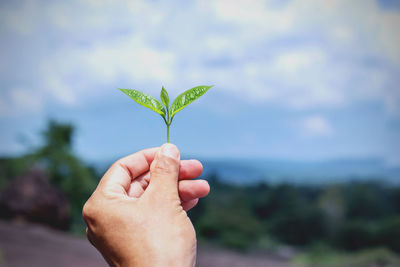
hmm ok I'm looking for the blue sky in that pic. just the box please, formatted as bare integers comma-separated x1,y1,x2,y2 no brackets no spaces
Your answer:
0,0,399,166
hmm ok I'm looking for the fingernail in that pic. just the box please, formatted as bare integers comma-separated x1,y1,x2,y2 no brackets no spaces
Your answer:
161,143,180,159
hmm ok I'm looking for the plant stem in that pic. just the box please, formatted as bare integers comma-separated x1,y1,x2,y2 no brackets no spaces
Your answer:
167,124,170,143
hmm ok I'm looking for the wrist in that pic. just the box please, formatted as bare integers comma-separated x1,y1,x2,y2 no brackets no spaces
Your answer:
114,250,196,267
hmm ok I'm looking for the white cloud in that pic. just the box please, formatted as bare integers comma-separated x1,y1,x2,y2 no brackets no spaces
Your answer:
0,0,399,118
274,49,327,73
0,87,43,118
38,36,177,106
300,115,333,138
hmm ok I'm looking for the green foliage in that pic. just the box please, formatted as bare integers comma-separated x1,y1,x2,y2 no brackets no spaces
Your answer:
42,121,74,150
349,248,400,267
293,247,400,267
119,88,165,115
120,85,212,142
190,177,400,253
343,182,392,220
169,85,212,118
33,121,98,224
160,86,169,108
334,221,376,251
0,156,34,191
377,216,400,252
0,120,98,231
252,184,326,245
195,187,263,250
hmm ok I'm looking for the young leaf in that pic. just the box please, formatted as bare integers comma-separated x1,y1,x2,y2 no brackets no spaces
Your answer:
119,88,166,116
160,86,169,108
170,85,213,118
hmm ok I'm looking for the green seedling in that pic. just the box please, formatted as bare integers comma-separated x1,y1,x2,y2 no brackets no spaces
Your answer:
119,85,213,143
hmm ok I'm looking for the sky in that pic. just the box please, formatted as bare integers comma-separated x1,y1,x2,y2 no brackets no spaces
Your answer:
0,0,399,165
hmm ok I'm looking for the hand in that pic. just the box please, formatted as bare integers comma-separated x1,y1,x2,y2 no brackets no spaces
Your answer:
82,144,209,267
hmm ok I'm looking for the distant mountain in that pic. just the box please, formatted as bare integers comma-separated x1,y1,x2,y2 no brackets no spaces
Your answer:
199,157,400,185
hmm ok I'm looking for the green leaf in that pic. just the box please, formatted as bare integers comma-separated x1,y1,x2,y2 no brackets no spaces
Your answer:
160,86,169,108
170,85,213,118
119,88,166,116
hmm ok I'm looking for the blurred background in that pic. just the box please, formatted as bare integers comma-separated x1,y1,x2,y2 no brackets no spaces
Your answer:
0,0,400,266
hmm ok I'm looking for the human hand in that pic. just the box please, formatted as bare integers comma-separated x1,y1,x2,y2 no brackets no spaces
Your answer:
82,144,209,267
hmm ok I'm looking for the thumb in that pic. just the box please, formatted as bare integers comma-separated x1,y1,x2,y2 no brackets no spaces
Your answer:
147,143,180,198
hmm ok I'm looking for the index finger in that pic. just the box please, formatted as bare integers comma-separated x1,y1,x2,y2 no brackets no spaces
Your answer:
98,147,159,195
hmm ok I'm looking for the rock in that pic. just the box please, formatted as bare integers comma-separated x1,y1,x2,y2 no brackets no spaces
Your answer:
0,168,71,230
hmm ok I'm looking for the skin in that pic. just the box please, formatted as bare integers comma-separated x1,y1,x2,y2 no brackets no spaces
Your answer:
83,144,209,267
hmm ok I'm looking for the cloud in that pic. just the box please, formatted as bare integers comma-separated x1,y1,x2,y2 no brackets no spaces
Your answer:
0,0,399,118
0,87,43,118
299,115,333,138
38,36,176,105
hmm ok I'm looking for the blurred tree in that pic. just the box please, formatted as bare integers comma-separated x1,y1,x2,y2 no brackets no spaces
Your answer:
253,184,327,245
191,176,400,252
318,185,345,237
344,182,392,220
34,120,97,229
0,156,33,191
195,177,263,250
334,220,376,251
391,188,400,214
377,216,400,253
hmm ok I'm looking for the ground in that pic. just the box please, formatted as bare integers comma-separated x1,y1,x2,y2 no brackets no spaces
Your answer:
0,220,291,267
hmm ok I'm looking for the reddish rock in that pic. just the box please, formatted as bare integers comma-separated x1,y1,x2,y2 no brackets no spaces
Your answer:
0,168,70,230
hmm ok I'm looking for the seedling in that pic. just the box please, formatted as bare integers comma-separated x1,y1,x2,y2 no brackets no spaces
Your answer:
119,85,213,143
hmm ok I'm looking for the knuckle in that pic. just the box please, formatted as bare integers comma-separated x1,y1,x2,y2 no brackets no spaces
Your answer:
108,160,123,175
152,156,179,175
110,160,121,170
82,200,96,223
